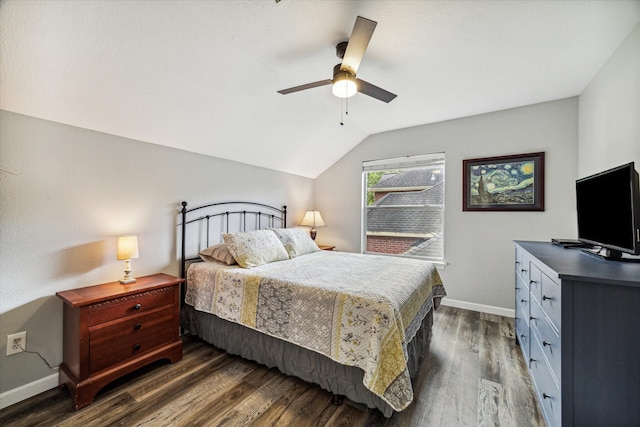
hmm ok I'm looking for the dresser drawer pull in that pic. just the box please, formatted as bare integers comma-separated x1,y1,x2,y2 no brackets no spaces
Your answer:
134,323,142,330
133,343,141,351
520,334,526,339
133,303,141,310
542,393,551,400
530,357,536,363
542,340,551,347
529,280,537,285
542,295,551,301
521,268,527,273
529,316,536,321
520,299,527,303
515,261,520,265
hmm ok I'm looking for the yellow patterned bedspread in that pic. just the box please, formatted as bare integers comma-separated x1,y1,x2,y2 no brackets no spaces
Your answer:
186,250,445,411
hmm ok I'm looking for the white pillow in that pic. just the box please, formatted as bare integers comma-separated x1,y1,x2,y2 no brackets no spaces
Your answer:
270,228,320,258
222,229,289,268
199,243,237,265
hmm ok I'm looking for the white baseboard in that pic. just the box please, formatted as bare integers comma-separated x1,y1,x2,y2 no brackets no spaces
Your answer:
440,298,515,318
0,372,58,410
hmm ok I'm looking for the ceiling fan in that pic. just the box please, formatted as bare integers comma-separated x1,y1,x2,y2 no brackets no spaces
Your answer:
277,16,397,103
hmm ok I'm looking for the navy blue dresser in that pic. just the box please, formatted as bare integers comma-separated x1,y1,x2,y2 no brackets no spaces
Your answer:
514,241,640,427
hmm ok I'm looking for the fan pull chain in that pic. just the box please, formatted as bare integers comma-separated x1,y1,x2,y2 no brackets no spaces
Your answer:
345,76,350,122
346,93,349,116
339,94,350,126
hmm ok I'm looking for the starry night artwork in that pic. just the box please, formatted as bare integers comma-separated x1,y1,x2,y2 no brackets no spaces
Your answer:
463,152,545,211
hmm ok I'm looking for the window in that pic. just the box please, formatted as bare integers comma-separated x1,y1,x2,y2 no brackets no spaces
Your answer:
362,153,445,261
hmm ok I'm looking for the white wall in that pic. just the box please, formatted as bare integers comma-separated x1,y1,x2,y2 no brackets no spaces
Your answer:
578,22,640,177
0,110,314,398
315,98,579,312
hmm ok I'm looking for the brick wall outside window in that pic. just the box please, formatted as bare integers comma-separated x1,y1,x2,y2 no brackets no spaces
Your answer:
366,235,420,255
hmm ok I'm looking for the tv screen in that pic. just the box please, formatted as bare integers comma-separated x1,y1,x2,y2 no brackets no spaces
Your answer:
576,162,640,258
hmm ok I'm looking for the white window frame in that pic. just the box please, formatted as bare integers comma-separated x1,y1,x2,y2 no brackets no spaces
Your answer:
361,153,446,264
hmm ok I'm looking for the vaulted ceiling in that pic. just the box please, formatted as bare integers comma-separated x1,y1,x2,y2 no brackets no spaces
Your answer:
1,1,639,178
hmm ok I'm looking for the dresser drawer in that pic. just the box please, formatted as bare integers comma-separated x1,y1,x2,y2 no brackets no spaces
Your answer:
540,273,561,330
88,286,175,326
530,334,561,427
515,249,531,285
515,303,530,363
530,301,561,385
89,308,176,373
515,282,530,315
528,262,542,302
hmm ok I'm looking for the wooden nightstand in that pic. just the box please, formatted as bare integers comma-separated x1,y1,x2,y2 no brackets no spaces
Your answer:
56,273,184,409
317,244,335,251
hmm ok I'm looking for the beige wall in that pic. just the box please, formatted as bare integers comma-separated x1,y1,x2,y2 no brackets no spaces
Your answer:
315,98,579,311
0,111,314,396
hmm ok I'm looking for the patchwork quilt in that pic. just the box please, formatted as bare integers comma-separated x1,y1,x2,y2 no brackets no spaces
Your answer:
185,250,445,411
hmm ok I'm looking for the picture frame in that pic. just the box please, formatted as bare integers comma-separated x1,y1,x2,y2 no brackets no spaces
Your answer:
462,152,545,211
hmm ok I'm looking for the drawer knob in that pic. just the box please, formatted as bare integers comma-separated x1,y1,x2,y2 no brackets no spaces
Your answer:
521,268,527,273
543,340,551,347
133,303,141,310
542,295,551,301
133,343,141,351
530,316,536,321
134,323,142,330
520,299,527,303
542,393,551,400
529,280,537,285
530,357,536,363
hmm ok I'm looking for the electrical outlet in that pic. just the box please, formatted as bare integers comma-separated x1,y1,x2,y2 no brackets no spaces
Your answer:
6,331,27,356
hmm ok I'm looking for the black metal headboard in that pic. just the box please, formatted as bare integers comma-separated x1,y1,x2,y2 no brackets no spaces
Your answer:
179,201,287,280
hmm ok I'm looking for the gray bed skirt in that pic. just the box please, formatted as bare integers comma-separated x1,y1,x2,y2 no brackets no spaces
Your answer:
181,300,438,417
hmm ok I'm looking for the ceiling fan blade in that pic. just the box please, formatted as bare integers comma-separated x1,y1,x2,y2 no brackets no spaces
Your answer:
340,16,377,75
277,79,332,95
356,78,397,103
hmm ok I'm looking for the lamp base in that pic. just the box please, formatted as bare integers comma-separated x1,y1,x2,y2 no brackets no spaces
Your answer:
310,229,317,240
120,260,136,284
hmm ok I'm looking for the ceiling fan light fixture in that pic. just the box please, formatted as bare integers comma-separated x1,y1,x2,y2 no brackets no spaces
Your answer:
332,71,357,98
278,18,396,103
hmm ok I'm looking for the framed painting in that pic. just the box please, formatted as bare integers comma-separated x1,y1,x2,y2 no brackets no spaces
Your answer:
463,152,545,211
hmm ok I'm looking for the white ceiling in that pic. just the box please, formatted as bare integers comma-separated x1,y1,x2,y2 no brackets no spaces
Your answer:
1,1,639,178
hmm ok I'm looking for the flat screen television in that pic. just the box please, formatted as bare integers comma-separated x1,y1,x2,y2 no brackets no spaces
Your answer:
576,162,640,259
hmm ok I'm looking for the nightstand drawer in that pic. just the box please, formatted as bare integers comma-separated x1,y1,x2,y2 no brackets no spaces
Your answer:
88,286,175,326
89,308,176,373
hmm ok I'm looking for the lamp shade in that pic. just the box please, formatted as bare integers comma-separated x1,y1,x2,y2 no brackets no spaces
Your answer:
299,211,326,228
117,235,139,260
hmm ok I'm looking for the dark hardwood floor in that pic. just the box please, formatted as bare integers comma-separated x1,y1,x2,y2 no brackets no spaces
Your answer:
0,306,544,426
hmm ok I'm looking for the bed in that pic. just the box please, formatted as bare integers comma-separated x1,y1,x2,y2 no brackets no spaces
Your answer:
179,201,446,417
